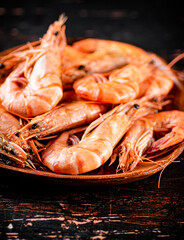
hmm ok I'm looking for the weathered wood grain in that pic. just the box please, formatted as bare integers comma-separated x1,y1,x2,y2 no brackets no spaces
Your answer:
0,159,184,239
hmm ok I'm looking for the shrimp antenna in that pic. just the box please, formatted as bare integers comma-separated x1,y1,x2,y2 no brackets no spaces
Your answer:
59,13,68,25
168,53,184,68
157,142,184,188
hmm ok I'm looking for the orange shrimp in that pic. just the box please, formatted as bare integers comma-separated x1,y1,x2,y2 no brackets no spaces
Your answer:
111,110,184,172
42,99,159,174
18,101,108,140
0,133,28,167
73,52,178,104
0,104,36,167
0,15,66,117
72,38,148,70
61,38,149,88
73,57,153,104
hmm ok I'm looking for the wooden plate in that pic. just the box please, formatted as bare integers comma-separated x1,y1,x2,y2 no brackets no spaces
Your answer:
0,41,184,186
0,144,184,186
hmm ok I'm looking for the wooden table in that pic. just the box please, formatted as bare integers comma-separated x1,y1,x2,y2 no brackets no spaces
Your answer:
0,155,184,239
0,1,184,239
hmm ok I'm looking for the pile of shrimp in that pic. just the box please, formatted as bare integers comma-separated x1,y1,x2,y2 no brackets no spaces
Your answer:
0,15,183,175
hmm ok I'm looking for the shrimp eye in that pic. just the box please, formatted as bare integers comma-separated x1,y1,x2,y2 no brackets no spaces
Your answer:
133,103,140,109
54,31,59,36
29,147,34,154
32,136,38,140
32,123,38,129
78,65,85,70
0,63,5,69
15,132,20,137
149,59,155,65
10,148,15,155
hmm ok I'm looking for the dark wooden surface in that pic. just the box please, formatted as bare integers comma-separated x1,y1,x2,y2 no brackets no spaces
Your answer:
0,1,184,239
0,158,184,239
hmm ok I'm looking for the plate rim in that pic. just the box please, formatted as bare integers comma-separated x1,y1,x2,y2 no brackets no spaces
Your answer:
0,160,170,180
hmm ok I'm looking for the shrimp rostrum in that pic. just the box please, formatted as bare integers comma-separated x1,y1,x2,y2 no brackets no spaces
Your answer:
111,110,184,172
42,99,160,174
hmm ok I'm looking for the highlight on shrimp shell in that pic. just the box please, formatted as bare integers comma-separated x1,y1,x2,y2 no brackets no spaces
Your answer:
0,14,183,181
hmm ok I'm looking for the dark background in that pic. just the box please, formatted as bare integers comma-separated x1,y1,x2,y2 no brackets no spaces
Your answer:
0,1,184,239
0,0,183,56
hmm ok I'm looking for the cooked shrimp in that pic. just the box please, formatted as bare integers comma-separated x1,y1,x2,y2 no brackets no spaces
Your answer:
111,110,184,172
0,133,28,167
0,15,66,117
73,57,153,104
18,101,108,140
72,38,148,69
0,104,36,168
42,99,159,174
61,38,149,88
73,52,178,104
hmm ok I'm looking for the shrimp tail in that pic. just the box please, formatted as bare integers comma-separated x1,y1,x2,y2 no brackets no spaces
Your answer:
147,126,184,154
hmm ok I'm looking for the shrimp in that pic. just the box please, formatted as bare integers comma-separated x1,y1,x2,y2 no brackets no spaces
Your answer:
111,110,184,172
73,57,153,104
72,38,149,71
61,38,149,88
0,133,28,167
0,15,66,117
42,99,159,174
0,104,37,168
17,101,108,140
73,52,178,104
